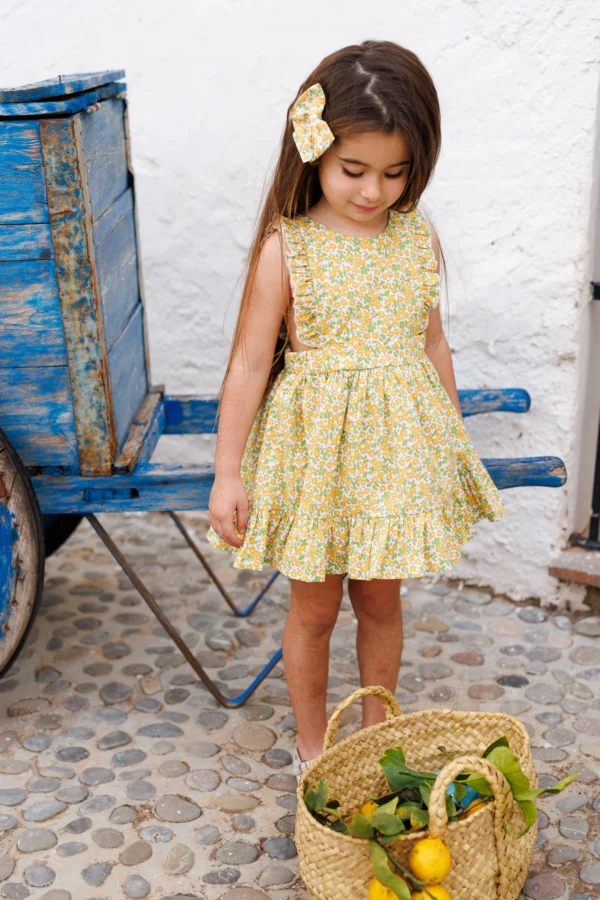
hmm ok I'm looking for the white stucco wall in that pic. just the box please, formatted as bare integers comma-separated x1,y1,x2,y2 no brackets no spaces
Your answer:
2,0,599,605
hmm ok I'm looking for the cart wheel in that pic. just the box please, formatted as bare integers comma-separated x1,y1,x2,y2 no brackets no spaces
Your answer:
0,427,45,679
43,514,83,558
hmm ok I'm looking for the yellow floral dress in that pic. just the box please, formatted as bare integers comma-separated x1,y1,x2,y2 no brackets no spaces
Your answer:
206,206,505,582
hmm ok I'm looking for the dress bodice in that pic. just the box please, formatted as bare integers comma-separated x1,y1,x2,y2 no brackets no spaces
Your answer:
278,207,440,355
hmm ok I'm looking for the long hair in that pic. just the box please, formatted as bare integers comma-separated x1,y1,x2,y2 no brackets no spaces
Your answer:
218,40,443,403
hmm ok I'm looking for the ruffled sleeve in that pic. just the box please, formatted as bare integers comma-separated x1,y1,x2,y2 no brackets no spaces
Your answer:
410,207,441,311
279,216,320,347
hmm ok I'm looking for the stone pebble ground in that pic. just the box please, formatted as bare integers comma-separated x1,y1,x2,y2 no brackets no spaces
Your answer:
0,511,599,900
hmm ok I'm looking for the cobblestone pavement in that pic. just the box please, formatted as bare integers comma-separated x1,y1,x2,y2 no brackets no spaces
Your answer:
0,511,599,900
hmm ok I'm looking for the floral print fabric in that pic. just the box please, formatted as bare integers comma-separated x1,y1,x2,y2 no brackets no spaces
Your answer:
290,83,335,163
206,207,506,582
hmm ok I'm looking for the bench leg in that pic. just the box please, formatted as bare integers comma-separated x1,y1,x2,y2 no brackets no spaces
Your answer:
168,511,280,616
85,514,282,708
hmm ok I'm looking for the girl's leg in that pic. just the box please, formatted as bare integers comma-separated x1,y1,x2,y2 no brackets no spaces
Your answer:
282,574,344,761
347,578,403,729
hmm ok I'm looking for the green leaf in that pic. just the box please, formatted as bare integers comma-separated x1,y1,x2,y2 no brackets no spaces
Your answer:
445,795,457,818
410,808,429,829
462,773,495,796
346,813,375,839
304,778,329,813
514,799,537,838
379,831,405,844
375,797,399,817
486,748,531,795
482,737,510,758
330,820,347,833
379,750,438,793
370,841,412,900
371,812,406,836
380,770,427,793
452,781,467,802
516,773,578,802
304,790,317,813
463,745,578,839
381,747,407,766
313,779,329,812
462,748,530,805
395,804,421,821
419,783,432,807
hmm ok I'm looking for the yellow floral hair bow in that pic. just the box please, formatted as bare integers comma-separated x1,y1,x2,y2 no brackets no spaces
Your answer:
290,83,335,163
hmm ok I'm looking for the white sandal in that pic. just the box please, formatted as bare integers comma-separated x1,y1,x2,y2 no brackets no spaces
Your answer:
292,741,317,777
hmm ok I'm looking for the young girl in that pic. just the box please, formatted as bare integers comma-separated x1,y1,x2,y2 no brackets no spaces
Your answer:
206,40,505,775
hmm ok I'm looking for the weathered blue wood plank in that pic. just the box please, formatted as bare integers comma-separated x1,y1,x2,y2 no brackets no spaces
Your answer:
0,70,125,103
161,389,532,435
483,456,567,490
94,199,140,350
123,100,153,387
0,225,53,261
164,396,219,435
0,82,127,118
458,389,531,417
0,260,67,367
137,401,165,467
33,464,214,513
113,392,165,474
0,367,79,467
93,187,133,245
32,455,567,515
0,123,48,224
80,99,129,222
108,305,148,450
40,117,116,475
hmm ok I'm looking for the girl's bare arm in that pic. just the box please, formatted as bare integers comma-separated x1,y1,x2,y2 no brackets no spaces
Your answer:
423,224,463,419
209,233,290,548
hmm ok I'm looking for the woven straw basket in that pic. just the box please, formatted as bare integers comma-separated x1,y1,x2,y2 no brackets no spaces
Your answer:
295,686,537,900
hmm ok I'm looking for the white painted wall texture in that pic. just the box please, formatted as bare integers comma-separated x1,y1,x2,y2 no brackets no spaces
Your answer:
1,0,599,605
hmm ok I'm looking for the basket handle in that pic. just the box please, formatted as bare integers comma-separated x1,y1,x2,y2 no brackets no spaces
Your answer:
428,754,515,889
323,686,401,752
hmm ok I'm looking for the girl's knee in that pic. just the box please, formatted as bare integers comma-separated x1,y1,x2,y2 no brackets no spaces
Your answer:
348,579,402,622
289,576,343,634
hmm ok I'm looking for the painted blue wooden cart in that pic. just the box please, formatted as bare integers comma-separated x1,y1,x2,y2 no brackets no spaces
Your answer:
0,71,567,705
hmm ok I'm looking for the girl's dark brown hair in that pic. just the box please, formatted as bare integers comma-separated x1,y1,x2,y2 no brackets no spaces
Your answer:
218,39,443,402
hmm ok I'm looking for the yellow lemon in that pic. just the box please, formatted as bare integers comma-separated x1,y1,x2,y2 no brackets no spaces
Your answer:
408,838,451,884
361,800,379,817
411,886,451,900
369,878,401,900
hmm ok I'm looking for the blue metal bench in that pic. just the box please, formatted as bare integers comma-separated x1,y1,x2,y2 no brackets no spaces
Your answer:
0,70,567,706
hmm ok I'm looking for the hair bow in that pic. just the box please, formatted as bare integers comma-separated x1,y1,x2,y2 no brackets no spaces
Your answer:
290,83,335,163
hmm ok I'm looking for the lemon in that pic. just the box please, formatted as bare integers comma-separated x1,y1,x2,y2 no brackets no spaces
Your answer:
369,878,401,900
408,837,451,884
411,886,451,900
361,800,379,817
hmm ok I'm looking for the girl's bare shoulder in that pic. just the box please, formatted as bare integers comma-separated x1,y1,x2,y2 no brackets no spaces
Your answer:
262,217,293,260
250,227,291,313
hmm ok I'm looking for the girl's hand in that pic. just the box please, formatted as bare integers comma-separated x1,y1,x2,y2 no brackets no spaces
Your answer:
208,474,249,549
